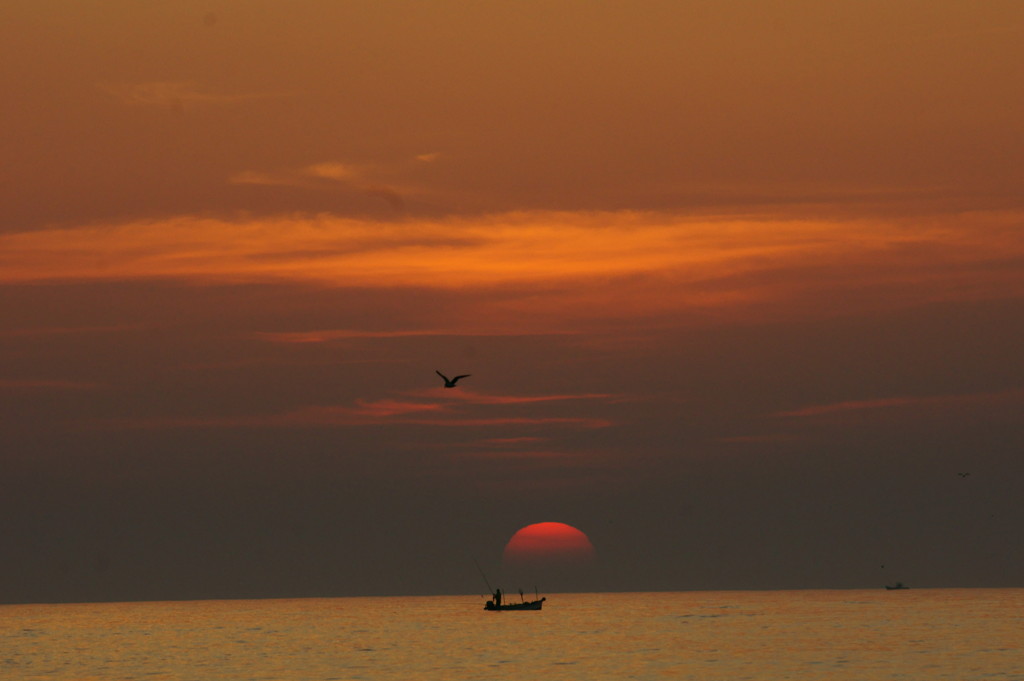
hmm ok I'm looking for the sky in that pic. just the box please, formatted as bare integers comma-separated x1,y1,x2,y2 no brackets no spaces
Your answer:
2,0,1023,604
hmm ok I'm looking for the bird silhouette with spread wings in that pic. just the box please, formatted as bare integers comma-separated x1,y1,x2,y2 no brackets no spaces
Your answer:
436,370,471,388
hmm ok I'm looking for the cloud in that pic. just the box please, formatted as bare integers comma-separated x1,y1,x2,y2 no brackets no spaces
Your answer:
79,378,614,428
286,399,445,422
227,170,305,187
449,436,597,464
469,436,549,446
229,155,438,211
415,416,612,428
906,24,1024,44
417,389,620,406
3,210,1023,331
717,433,802,445
776,389,1024,418
89,387,616,431
362,185,405,211
451,448,584,461
98,409,610,431
229,161,368,188
256,329,439,343
777,396,931,417
304,162,362,182
255,329,578,343
100,81,288,111
0,324,141,338
0,379,101,390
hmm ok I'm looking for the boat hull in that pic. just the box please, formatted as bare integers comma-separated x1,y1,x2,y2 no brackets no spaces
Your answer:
484,597,545,611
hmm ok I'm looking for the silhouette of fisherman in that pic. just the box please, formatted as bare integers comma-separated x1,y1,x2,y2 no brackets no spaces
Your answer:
493,588,502,607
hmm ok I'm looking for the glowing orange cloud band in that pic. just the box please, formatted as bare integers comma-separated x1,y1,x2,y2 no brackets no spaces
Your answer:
3,211,1023,329
2,210,1019,284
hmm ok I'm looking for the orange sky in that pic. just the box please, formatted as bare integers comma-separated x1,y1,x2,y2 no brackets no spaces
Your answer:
2,1,1023,602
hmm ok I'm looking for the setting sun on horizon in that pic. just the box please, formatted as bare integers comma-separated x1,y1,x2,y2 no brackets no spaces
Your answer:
503,522,597,567
501,522,599,594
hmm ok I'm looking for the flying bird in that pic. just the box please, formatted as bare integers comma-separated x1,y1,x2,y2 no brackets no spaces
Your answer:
436,370,471,388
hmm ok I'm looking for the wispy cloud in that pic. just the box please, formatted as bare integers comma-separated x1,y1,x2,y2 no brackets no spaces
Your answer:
230,161,368,188
415,416,612,428
776,389,1024,418
450,448,584,461
304,162,362,182
415,389,620,406
229,155,439,211
905,24,1024,44
0,379,101,390
256,329,446,343
100,81,288,110
252,327,581,342
278,399,445,423
717,433,802,445
0,324,142,338
93,399,441,429
99,409,610,431
91,389,615,430
448,435,594,463
468,436,549,447
255,328,577,343
226,170,306,188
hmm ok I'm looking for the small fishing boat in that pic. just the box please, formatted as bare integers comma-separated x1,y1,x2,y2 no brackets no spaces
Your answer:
475,561,547,612
484,597,546,611
885,582,910,590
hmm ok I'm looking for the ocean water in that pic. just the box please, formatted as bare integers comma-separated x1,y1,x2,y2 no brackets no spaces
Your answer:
3,589,1022,680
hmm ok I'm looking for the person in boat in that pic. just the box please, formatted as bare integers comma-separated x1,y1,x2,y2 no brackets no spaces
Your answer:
493,588,502,606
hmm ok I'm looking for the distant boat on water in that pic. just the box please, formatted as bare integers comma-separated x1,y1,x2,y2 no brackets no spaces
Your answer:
484,597,546,611
885,582,910,590
475,563,547,611
482,585,546,611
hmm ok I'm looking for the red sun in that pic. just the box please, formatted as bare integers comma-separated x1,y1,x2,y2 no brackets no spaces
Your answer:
502,522,597,570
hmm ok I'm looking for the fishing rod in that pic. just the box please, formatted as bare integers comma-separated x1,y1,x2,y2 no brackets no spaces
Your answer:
473,557,494,596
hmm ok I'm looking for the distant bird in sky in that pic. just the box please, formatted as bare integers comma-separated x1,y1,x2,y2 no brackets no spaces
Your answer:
958,472,971,478
436,370,470,388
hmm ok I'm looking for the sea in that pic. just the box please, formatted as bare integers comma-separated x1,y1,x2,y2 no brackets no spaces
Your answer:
3,589,1022,680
